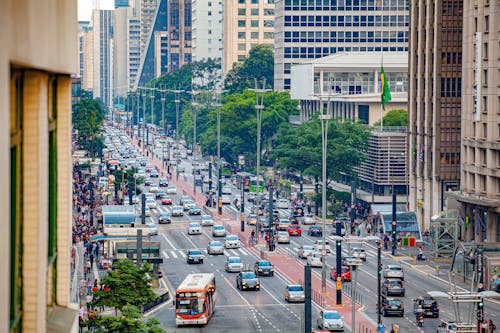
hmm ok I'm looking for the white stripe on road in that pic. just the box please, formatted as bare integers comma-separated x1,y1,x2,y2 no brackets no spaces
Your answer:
160,232,177,249
162,250,169,259
178,251,186,258
170,251,178,258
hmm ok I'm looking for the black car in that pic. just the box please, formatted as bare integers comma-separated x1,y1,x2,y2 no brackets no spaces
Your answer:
236,271,261,290
413,296,439,318
308,225,323,237
159,178,169,187
254,260,274,276
381,297,404,317
382,278,405,297
158,212,172,224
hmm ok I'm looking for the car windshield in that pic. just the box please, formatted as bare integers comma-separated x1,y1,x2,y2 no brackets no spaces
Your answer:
388,300,401,306
227,236,238,241
389,266,402,271
228,257,241,263
210,241,222,246
160,213,170,217
278,232,288,236
389,281,402,287
259,261,271,266
288,285,303,292
189,223,200,228
176,298,205,315
341,267,349,272
214,226,224,230
189,250,201,255
241,272,256,279
202,215,211,220
303,246,314,250
324,312,341,319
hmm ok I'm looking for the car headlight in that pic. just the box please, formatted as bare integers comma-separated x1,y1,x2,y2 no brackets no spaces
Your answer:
258,268,263,271
242,281,247,285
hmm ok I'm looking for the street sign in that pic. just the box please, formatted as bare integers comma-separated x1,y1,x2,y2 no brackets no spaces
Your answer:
392,221,396,226
322,250,327,256
336,280,342,290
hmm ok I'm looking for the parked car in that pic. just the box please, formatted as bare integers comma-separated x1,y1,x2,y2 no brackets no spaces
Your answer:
317,310,344,332
236,271,260,290
381,297,404,317
383,265,404,280
158,212,171,224
382,278,405,297
284,284,305,303
186,249,204,264
207,240,224,255
308,225,323,237
225,256,244,272
254,260,274,276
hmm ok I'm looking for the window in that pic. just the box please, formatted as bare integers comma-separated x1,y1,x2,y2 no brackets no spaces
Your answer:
10,70,23,333
264,31,274,39
251,31,259,39
238,0,245,3
484,15,489,32
483,42,488,59
238,8,246,15
238,20,246,27
238,54,246,61
264,8,274,15
251,8,259,15
483,96,488,113
238,43,246,51
264,20,274,27
251,20,259,27
238,31,246,39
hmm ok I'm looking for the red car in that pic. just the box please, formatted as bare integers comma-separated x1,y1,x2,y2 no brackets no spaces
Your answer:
161,196,173,205
330,266,351,282
287,225,302,236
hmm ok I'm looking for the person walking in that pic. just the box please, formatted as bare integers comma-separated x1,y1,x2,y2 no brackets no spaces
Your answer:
377,320,386,333
488,320,496,333
481,319,488,333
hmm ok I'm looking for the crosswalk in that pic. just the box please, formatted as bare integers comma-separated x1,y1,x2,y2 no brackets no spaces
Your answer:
161,247,250,259
280,242,378,259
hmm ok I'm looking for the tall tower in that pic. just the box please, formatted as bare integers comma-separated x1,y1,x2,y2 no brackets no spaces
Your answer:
92,9,114,110
408,0,463,231
192,0,223,62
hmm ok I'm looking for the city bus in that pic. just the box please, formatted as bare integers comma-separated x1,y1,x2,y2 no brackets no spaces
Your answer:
234,171,253,191
175,273,216,326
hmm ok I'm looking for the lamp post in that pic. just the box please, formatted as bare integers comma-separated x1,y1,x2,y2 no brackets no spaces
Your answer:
346,258,363,332
166,87,185,149
160,86,167,167
141,88,147,151
318,96,332,293
136,89,141,140
249,79,271,238
214,89,226,214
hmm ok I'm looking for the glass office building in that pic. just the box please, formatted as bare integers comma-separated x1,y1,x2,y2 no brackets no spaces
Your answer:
274,0,409,91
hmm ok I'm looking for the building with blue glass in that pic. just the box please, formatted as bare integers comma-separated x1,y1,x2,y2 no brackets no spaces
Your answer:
274,0,409,91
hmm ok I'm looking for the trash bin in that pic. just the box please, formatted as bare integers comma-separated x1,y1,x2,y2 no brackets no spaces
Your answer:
409,237,416,247
402,237,409,246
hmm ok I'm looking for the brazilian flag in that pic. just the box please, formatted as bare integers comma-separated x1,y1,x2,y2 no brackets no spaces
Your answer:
380,66,392,110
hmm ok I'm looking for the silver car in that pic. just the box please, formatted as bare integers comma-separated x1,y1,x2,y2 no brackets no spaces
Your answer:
383,265,404,280
207,241,224,255
212,224,227,237
171,205,184,216
224,235,240,249
201,214,214,226
188,222,201,235
277,231,290,244
307,252,323,267
285,284,305,303
225,256,244,272
351,247,367,261
317,310,344,331
298,245,315,259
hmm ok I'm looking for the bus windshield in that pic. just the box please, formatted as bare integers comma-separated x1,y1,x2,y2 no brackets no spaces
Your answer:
176,297,205,315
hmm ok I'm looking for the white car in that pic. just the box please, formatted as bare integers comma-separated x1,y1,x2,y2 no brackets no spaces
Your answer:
277,231,290,244
313,240,331,253
149,184,159,193
351,247,367,261
307,252,323,267
383,265,404,280
303,214,315,225
278,219,291,230
276,198,290,209
145,199,157,209
166,185,177,194
298,245,315,259
224,235,241,249
201,214,214,226
221,186,232,195
143,192,154,200
221,195,231,204
188,222,202,235
225,256,244,272
171,205,184,216
317,310,344,331
183,199,196,211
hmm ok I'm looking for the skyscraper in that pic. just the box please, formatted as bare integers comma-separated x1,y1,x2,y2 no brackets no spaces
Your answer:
449,0,499,242
274,0,409,91
408,0,462,231
167,0,193,71
92,9,114,110
192,0,223,62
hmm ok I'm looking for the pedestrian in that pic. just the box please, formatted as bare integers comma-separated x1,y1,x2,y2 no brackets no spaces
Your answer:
78,302,85,333
488,320,496,333
377,320,386,333
481,319,488,333
89,253,94,268
85,259,91,278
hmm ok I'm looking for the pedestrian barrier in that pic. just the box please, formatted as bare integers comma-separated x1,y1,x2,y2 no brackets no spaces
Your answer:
358,323,374,333
311,289,325,308
141,290,169,313
342,283,363,306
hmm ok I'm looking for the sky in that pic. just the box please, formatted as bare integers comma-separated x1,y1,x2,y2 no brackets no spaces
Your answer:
78,0,114,21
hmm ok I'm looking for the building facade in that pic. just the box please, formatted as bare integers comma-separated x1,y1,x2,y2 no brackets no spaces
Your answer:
167,0,193,71
274,0,409,91
290,52,408,125
79,25,94,92
449,0,500,242
0,1,78,332
408,0,463,231
92,9,114,110
114,7,133,98
223,0,275,74
192,0,223,62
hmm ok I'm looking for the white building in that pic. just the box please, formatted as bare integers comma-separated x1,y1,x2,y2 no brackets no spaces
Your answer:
79,24,94,91
92,9,114,110
192,0,223,62
290,52,408,125
114,7,132,98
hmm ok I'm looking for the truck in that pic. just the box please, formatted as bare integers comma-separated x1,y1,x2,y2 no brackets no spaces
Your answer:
436,321,477,333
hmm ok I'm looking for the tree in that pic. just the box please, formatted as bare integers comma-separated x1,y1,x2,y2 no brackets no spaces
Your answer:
89,305,165,333
224,45,274,94
72,98,106,156
92,259,156,313
374,109,407,127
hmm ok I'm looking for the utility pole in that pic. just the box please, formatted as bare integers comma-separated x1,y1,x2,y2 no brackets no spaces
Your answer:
136,89,141,140
335,221,342,305
249,79,271,238
142,88,147,150
304,264,312,333
160,86,167,167
391,187,397,255
377,241,382,323
166,87,185,149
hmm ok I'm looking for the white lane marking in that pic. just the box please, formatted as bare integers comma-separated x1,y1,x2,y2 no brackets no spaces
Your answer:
181,231,199,248
160,232,177,249
170,251,178,258
162,250,169,259
238,247,249,256
178,251,186,258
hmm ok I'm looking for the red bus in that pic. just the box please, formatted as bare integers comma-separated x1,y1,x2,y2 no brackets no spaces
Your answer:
175,273,216,326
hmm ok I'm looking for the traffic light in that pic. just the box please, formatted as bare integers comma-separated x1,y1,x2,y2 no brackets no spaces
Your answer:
336,240,342,247
477,299,484,322
378,263,383,276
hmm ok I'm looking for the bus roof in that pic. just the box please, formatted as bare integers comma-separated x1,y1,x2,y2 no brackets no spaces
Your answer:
177,273,215,292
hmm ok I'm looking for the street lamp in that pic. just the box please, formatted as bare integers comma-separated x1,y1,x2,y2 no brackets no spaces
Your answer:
249,79,271,238
346,257,363,331
318,96,332,293
214,91,223,214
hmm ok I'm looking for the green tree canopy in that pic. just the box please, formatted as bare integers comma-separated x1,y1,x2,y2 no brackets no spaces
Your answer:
91,259,156,313
72,98,106,156
224,45,274,94
374,109,407,127
89,305,165,333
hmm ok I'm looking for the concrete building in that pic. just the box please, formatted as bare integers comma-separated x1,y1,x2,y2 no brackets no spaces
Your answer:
0,1,78,332
139,0,160,57
290,52,408,125
92,9,114,110
223,0,275,75
114,6,133,97
79,26,94,92
166,0,193,71
274,0,409,91
449,0,500,242
408,0,463,231
192,0,223,62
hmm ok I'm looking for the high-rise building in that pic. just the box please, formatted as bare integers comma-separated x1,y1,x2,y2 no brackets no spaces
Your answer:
274,0,409,91
192,0,223,62
114,7,133,97
128,16,142,90
92,9,114,110
408,0,463,231
80,27,94,91
167,0,193,71
449,0,500,242
139,0,160,56
223,0,275,75
1,1,78,332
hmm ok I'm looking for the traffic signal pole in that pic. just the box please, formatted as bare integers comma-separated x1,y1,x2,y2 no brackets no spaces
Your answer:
391,188,397,255
335,221,342,305
377,242,382,323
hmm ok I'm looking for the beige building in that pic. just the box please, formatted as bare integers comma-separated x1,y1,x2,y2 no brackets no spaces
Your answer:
0,1,79,333
223,0,275,74
408,0,463,231
80,28,94,91
449,0,500,242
